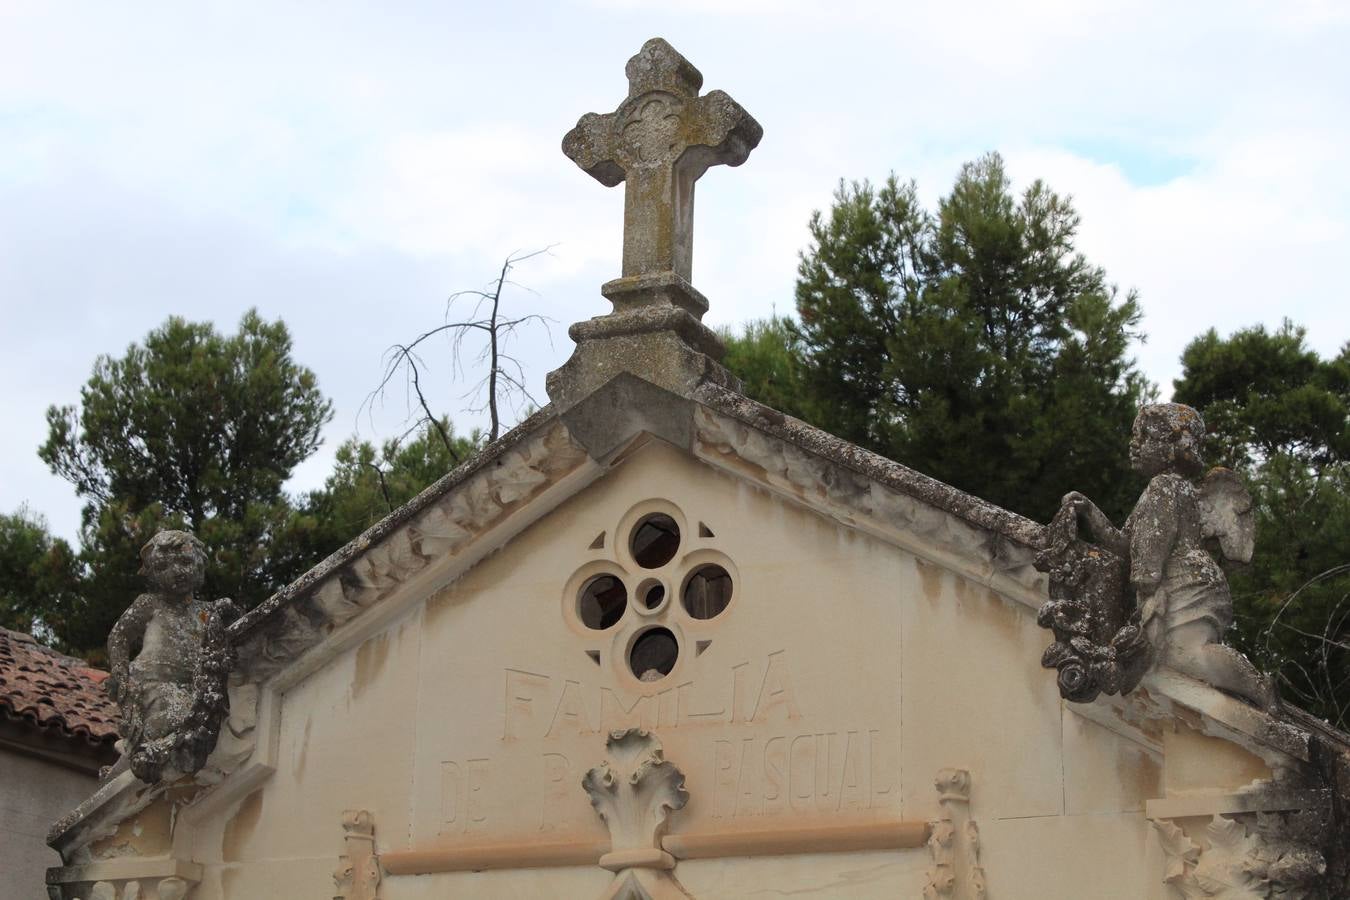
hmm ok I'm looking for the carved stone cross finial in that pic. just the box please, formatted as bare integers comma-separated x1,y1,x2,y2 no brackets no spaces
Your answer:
563,37,762,312
547,39,757,410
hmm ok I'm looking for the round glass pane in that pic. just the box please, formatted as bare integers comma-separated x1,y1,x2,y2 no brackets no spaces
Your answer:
578,574,626,630
629,627,679,681
682,564,733,620
630,514,680,569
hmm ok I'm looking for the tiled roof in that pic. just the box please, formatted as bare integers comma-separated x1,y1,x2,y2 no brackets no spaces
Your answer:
0,627,119,747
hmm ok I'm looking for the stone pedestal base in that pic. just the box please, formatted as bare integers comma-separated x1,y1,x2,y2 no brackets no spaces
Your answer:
545,272,740,412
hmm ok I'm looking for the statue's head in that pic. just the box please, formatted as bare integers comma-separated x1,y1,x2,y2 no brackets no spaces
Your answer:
139,530,207,598
1129,403,1205,477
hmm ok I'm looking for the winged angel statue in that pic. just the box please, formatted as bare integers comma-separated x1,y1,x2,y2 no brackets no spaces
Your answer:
1035,403,1275,708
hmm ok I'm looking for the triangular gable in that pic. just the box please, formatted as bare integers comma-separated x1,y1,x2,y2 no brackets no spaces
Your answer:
51,373,1346,868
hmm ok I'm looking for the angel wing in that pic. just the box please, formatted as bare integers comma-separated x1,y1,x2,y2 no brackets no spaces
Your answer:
1198,467,1255,564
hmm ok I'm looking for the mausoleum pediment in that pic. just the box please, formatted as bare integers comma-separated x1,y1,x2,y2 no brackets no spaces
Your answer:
46,35,1350,900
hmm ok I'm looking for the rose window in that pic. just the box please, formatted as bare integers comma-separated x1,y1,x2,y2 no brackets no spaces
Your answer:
563,501,735,685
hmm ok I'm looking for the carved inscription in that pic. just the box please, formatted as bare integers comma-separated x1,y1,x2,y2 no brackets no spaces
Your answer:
439,759,492,834
711,730,895,818
502,650,802,740
484,650,900,831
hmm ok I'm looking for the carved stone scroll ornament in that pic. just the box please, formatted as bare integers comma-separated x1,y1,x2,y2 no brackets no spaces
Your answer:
1036,403,1274,708
1154,813,1326,898
106,530,241,783
924,769,986,900
333,810,381,900
582,729,691,899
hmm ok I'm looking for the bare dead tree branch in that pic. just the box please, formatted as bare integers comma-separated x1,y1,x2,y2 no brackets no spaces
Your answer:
1258,563,1350,728
360,247,556,457
361,461,393,512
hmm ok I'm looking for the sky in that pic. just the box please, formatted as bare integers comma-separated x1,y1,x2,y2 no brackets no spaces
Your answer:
1,1,1347,541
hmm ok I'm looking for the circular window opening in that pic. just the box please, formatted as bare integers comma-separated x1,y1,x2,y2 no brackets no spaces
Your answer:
578,575,626,630
683,564,733,620
629,627,679,681
630,513,680,569
642,581,666,610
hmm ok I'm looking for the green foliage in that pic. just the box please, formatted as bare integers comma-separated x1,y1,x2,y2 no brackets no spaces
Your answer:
42,311,332,522
38,310,333,655
728,153,1151,523
1175,324,1350,724
0,506,79,639
719,316,813,423
279,420,480,575
1175,321,1350,470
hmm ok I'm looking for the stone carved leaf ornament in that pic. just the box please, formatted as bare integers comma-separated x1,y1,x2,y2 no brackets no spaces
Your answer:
1191,817,1266,898
584,729,692,900
583,729,689,850
1155,819,1201,887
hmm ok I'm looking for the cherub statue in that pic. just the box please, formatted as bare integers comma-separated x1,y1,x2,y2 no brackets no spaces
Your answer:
107,529,240,782
1039,403,1274,708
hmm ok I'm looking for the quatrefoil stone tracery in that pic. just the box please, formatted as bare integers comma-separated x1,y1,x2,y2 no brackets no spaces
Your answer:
566,502,734,686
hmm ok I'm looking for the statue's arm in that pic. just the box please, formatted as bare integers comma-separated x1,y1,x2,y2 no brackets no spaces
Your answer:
1128,480,1178,596
107,594,154,700
1062,491,1129,558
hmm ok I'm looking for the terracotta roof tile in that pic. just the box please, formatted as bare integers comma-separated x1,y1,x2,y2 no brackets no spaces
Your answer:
0,627,119,746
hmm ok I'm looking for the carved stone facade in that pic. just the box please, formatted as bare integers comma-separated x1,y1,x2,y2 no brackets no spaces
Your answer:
235,416,590,682
42,34,1350,900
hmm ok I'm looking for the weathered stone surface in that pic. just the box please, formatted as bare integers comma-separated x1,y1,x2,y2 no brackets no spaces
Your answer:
550,38,760,412
230,411,590,680
562,37,761,285
106,530,240,784
1039,403,1272,708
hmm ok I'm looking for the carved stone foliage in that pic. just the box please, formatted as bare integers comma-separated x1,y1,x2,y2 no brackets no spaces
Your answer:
333,810,380,900
239,419,588,680
924,769,986,900
46,858,200,900
59,878,192,900
583,729,691,899
1034,502,1150,703
693,399,1043,580
1154,813,1327,898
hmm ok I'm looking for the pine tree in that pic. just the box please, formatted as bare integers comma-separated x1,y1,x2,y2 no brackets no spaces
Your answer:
727,153,1151,523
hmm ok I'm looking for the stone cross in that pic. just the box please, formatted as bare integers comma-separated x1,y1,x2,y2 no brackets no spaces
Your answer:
563,38,762,294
